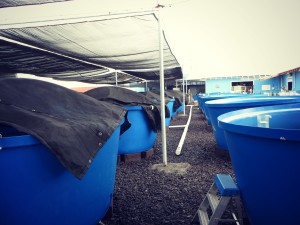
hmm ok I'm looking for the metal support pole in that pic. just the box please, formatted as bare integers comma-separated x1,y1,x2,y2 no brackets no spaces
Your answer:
186,79,188,94
158,6,167,166
182,79,186,116
145,81,148,92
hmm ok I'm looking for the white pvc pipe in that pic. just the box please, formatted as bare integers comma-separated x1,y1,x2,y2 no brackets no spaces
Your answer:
168,125,186,128
158,6,167,166
115,71,118,86
175,105,193,155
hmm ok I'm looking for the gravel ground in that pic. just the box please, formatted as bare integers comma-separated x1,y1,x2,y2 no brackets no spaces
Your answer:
102,106,243,225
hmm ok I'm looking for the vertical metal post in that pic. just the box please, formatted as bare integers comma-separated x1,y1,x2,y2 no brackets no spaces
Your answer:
145,81,148,92
186,79,188,94
115,71,118,86
158,5,167,166
182,78,186,116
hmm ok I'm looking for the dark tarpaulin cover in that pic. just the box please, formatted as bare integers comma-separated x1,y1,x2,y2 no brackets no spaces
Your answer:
0,0,71,8
84,86,167,131
165,89,188,105
152,90,183,112
0,78,126,179
140,91,171,104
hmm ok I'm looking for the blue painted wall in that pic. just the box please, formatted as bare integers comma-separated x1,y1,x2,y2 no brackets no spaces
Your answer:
253,71,300,94
253,76,281,94
294,71,300,92
204,71,300,94
205,78,240,93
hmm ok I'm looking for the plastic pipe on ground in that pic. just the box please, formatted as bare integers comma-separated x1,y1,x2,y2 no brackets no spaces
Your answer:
175,105,193,155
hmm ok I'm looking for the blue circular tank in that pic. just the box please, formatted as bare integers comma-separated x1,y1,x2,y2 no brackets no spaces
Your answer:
200,94,244,125
0,125,120,225
166,99,175,126
218,103,300,225
176,103,184,113
207,96,300,150
119,106,157,154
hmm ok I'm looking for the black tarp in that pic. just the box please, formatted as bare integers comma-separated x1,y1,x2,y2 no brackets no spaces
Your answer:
152,90,182,112
0,0,71,8
84,86,168,131
165,90,187,104
0,78,126,179
140,91,171,104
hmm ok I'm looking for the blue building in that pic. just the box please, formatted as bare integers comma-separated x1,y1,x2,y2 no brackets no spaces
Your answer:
182,67,300,95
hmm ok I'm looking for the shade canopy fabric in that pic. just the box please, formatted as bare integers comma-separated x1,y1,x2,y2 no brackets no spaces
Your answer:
0,0,70,8
0,38,109,79
0,12,183,83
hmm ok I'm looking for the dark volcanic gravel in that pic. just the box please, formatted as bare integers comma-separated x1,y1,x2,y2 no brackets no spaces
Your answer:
102,106,238,225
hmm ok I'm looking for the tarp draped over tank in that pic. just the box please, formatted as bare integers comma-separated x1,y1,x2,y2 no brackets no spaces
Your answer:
140,91,170,104
165,89,187,105
84,86,166,131
152,90,183,112
0,78,126,179
141,91,171,114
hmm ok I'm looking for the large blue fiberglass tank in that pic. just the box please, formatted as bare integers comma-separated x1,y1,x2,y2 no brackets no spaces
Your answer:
120,105,157,154
0,78,126,225
0,125,121,225
85,86,162,155
206,96,300,150
199,94,244,124
218,103,300,225
140,91,173,126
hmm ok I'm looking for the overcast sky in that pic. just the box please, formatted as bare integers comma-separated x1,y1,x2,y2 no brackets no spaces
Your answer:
1,0,299,80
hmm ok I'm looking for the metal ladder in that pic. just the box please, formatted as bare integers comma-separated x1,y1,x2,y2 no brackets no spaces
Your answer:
192,174,244,225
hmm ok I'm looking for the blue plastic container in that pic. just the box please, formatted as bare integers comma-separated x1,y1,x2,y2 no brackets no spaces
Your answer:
176,102,184,113
200,94,244,125
207,96,300,150
166,99,175,126
119,106,157,154
0,125,120,225
218,103,300,225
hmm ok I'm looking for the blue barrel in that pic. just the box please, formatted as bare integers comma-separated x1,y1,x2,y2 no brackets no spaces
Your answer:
119,106,157,154
176,102,184,113
196,93,207,110
207,96,300,150
165,99,175,126
218,103,300,225
200,94,244,125
0,125,120,225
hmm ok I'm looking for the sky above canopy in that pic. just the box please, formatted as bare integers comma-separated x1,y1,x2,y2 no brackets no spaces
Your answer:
0,0,299,80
